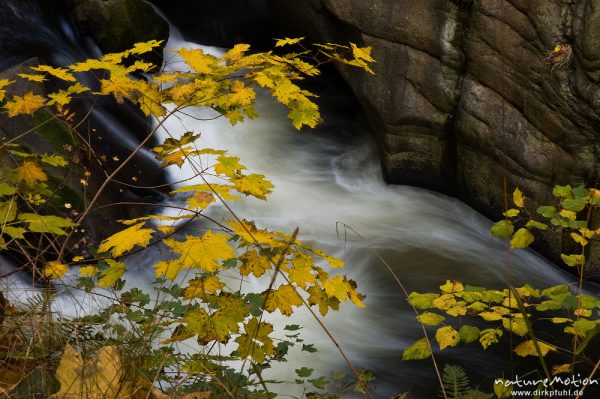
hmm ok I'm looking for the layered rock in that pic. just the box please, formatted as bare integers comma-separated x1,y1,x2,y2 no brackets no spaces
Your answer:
268,0,600,278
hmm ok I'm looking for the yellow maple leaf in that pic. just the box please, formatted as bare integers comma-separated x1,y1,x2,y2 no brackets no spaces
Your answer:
186,191,215,210
229,80,255,106
435,326,460,350
263,284,303,316
52,344,122,399
97,259,126,287
232,173,274,200
79,265,99,277
239,250,271,277
98,223,154,257
130,39,164,55
0,79,14,102
274,37,305,47
5,92,46,117
43,261,68,279
214,155,245,177
287,254,316,289
47,90,73,106
184,276,225,299
350,43,375,63
235,318,275,363
163,230,235,274
307,285,340,316
514,340,556,357
17,73,46,82
322,275,351,303
30,65,76,82
223,43,251,62
17,160,48,187
177,48,216,74
228,219,281,247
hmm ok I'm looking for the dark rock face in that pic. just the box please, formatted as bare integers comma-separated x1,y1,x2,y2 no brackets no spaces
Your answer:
0,59,167,246
268,0,600,278
70,0,169,59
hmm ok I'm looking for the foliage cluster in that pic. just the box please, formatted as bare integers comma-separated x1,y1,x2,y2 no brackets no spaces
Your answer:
0,38,376,398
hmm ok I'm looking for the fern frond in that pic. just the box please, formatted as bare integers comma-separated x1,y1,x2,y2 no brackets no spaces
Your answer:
441,364,470,399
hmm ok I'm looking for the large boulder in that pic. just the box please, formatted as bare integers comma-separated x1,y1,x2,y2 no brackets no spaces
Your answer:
268,0,600,279
0,59,168,249
70,0,169,60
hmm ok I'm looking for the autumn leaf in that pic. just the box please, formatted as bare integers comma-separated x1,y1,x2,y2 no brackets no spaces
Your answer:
177,48,216,74
286,254,316,289
98,260,126,287
402,338,431,360
417,312,445,326
235,318,275,363
263,284,303,316
184,276,225,299
223,44,251,62
214,155,245,177
435,326,460,350
159,230,235,276
52,345,122,399
239,250,271,277
43,261,68,279
0,79,14,102
130,39,164,55
514,340,557,357
479,328,503,350
228,219,281,247
18,73,47,82
4,92,46,116
513,187,525,207
16,160,47,187
186,191,215,210
275,37,305,47
30,65,77,82
232,173,274,200
307,285,340,316
98,223,154,257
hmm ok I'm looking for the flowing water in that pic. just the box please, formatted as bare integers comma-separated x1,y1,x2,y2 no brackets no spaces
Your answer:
0,2,595,398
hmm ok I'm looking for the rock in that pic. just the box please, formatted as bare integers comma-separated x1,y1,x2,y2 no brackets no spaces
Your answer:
70,0,169,62
268,0,600,279
0,59,168,252
149,0,274,49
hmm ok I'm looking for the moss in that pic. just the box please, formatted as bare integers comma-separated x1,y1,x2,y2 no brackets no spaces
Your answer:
32,110,74,148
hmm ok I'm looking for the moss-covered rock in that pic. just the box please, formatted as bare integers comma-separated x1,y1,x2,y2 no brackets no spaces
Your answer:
71,0,169,62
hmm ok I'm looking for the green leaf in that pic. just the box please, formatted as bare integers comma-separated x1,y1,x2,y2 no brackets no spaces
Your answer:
525,220,548,231
402,338,432,360
491,220,514,238
18,213,75,235
553,184,572,198
41,154,68,167
98,259,126,287
494,379,513,398
503,209,519,218
537,206,556,218
562,198,586,212
459,325,480,344
0,183,17,196
571,185,589,199
408,292,439,310
295,367,314,377
560,254,584,267
417,312,445,326
0,200,17,223
510,228,534,249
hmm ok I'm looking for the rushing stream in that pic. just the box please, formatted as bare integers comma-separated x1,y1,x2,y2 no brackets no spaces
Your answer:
0,2,596,398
